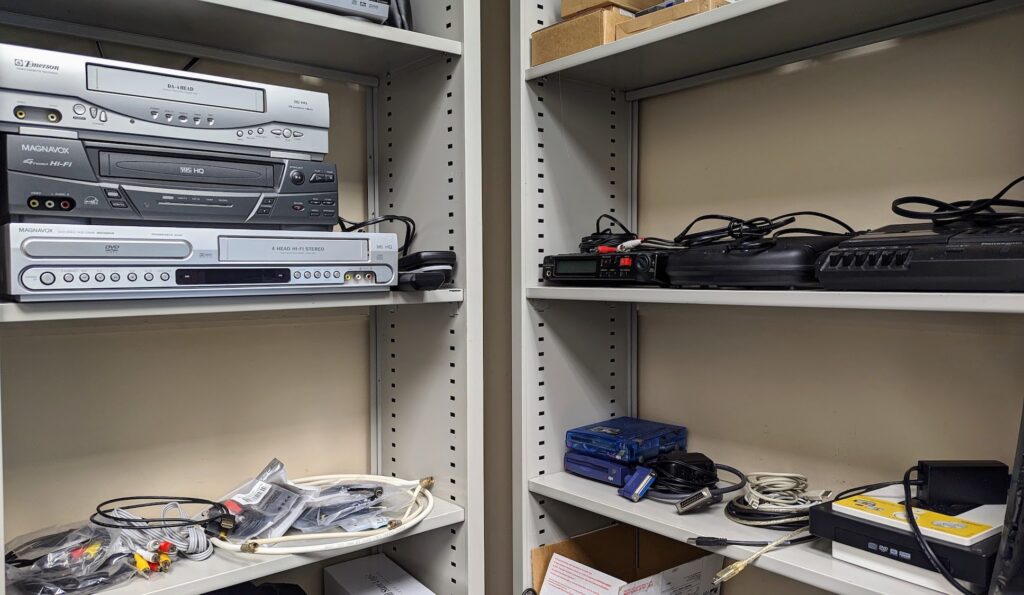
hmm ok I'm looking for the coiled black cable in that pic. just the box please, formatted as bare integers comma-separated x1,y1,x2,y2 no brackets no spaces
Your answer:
891,175,1024,225
673,211,855,249
578,214,638,253
90,496,227,530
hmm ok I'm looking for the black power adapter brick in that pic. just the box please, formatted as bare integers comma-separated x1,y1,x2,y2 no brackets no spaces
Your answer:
917,460,1010,508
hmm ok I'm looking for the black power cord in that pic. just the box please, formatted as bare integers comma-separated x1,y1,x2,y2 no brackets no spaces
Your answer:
902,467,974,595
724,498,809,532
892,175,1024,225
339,215,417,256
673,211,855,249
579,214,638,253
90,496,229,531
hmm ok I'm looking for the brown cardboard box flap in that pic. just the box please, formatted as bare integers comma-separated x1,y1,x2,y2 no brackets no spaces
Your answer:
531,8,634,66
530,524,711,591
616,0,732,38
562,0,663,18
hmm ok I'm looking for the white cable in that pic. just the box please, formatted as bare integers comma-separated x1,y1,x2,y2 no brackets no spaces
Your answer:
210,474,434,555
111,503,214,561
743,472,825,512
713,527,809,586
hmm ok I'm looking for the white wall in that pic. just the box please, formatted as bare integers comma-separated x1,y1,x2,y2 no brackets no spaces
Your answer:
637,11,1024,594
0,28,374,542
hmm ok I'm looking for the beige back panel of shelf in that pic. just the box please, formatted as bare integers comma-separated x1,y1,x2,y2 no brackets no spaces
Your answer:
0,27,372,537
637,11,1024,595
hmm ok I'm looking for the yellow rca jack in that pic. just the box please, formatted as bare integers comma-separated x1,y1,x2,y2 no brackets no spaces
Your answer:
27,198,40,209
14,109,26,120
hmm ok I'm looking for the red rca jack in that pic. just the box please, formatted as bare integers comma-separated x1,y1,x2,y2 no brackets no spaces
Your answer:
28,197,75,211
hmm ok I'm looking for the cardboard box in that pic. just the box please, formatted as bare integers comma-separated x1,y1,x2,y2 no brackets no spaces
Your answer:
562,0,663,19
531,8,634,66
324,554,434,595
532,525,724,594
616,0,732,39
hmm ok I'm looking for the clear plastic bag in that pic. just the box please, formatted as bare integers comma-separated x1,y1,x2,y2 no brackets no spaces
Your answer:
292,483,391,532
294,483,414,533
5,524,136,595
219,459,311,541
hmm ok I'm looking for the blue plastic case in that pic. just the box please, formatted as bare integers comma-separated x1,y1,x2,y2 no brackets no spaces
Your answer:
563,451,634,486
565,416,687,464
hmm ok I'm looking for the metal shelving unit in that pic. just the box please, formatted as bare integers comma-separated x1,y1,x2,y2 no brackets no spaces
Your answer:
0,0,483,593
527,286,1024,315
530,473,936,595
105,501,465,595
0,0,462,83
512,0,1024,593
0,289,464,324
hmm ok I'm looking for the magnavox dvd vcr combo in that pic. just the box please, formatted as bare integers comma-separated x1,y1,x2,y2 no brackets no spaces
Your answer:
4,223,398,301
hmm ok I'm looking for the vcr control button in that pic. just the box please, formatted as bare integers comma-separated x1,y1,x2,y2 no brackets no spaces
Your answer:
63,273,74,283
289,170,305,185
104,189,121,198
110,273,121,282
40,272,56,286
160,272,171,281
95,273,106,282
73,104,86,115
144,272,154,282
79,273,90,282
127,273,138,282
109,200,129,209
257,207,272,215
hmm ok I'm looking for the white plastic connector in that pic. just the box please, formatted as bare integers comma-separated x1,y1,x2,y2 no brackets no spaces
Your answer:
617,239,643,252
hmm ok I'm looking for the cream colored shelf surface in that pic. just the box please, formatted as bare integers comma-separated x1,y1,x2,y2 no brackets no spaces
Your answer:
524,0,1022,96
102,499,464,595
0,289,463,324
0,0,462,78
526,286,1024,314
529,472,937,595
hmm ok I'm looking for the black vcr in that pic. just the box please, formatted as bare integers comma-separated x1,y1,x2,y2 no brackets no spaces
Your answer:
4,134,339,230
817,223,1024,292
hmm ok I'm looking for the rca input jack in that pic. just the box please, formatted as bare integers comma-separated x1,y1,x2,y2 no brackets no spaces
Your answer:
14,109,26,120
27,198,40,209
47,112,58,122
44,200,55,209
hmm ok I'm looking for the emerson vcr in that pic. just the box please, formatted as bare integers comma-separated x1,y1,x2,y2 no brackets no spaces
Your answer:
0,44,340,231
4,223,398,301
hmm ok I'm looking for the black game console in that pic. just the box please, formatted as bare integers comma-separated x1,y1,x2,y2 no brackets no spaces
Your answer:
665,235,847,289
817,223,1024,292
542,251,669,286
